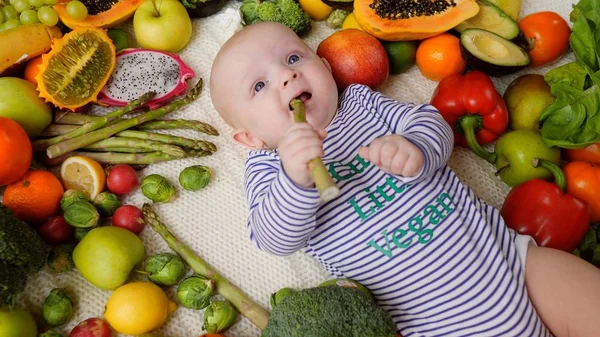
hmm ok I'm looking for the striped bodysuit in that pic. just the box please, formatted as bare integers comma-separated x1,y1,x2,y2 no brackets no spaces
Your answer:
244,84,551,337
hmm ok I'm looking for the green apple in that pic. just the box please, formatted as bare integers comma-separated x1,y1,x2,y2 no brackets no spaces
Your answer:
504,74,555,131
0,307,38,337
0,77,52,138
133,0,193,53
73,226,145,290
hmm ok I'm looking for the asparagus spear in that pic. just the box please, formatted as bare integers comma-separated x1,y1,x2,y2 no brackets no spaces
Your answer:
46,79,203,159
41,125,216,153
116,130,216,153
42,149,211,166
142,204,270,330
82,137,186,157
55,113,219,136
82,147,156,153
41,124,78,137
289,98,339,202
34,92,156,150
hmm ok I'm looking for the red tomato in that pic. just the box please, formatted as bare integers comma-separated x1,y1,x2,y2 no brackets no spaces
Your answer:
70,318,113,337
112,205,145,234
518,11,571,68
39,215,74,245
106,164,139,195
566,143,600,165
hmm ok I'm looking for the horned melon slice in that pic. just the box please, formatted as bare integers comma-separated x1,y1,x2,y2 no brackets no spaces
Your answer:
36,27,116,111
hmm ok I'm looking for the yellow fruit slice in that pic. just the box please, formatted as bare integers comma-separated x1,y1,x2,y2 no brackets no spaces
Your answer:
60,156,106,200
342,12,363,30
36,27,116,111
104,281,177,335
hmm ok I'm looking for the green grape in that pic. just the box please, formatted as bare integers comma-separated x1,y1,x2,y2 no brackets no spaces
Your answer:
13,0,31,13
0,11,4,24
42,0,58,5
29,0,44,8
9,0,18,5
37,6,58,26
20,9,39,24
65,0,87,21
2,5,19,20
3,18,21,30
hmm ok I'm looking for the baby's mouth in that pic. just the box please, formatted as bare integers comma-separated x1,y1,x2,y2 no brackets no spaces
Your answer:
289,92,312,110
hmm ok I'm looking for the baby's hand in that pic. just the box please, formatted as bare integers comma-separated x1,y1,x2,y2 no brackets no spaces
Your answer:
279,123,327,188
359,135,424,177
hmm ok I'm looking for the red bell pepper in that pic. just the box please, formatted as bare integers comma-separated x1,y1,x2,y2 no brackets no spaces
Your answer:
430,70,509,162
500,159,589,252
564,161,600,222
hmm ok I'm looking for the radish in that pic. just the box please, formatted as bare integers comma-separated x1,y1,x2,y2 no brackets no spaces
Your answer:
106,164,139,195
69,318,112,337
40,215,73,245
112,205,145,235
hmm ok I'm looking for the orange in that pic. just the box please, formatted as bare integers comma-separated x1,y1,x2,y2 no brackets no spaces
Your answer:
23,56,43,86
416,33,466,82
3,170,64,224
0,117,32,186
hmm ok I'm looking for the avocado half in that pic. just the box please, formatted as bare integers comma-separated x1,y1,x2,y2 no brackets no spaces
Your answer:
460,28,530,76
454,0,519,40
322,0,354,10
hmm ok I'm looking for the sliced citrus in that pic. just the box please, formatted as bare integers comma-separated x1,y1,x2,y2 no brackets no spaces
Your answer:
60,155,106,200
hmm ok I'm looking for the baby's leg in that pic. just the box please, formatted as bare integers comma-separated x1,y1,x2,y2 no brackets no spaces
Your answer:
525,245,600,337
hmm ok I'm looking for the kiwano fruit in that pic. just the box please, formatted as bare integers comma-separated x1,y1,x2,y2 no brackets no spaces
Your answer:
35,27,116,111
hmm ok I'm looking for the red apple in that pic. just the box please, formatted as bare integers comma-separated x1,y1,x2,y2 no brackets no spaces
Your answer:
317,29,389,91
70,318,112,337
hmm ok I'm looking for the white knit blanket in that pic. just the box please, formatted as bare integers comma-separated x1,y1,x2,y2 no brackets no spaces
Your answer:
21,0,574,336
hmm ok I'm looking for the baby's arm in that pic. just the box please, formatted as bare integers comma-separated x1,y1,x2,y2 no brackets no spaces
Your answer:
244,148,321,256
349,85,454,183
525,245,600,336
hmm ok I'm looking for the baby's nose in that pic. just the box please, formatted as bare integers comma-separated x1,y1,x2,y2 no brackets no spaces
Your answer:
282,71,299,87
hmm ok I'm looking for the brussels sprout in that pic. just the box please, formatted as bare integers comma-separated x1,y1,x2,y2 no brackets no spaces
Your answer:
145,253,186,286
270,287,295,309
43,288,74,327
63,201,99,228
39,329,64,337
141,174,176,203
47,244,75,273
60,189,88,211
202,300,238,333
179,165,212,191
74,226,94,241
93,192,121,216
177,275,214,309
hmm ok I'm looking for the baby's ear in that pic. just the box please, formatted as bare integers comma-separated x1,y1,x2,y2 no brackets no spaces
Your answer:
232,129,267,149
321,57,332,73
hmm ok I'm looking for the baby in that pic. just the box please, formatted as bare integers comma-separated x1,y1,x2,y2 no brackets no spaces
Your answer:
210,22,600,336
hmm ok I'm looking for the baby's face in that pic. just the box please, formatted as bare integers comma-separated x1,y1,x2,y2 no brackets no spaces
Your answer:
214,24,339,149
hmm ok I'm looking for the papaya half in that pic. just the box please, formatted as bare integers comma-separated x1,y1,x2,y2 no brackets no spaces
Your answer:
354,0,480,41
54,0,143,29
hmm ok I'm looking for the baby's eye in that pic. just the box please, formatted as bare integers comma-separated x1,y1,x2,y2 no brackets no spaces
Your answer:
287,54,300,65
254,81,265,93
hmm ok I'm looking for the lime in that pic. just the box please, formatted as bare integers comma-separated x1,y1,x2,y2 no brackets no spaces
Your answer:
382,40,417,74
107,28,130,52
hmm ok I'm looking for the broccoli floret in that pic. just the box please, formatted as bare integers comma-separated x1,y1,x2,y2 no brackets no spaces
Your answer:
240,0,312,36
262,285,397,337
0,204,48,305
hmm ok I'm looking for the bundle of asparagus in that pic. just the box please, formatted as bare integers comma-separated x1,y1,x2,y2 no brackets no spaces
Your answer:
34,79,220,166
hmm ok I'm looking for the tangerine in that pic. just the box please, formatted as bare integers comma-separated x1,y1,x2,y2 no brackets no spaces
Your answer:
23,56,43,86
3,170,64,224
416,33,466,82
0,117,32,186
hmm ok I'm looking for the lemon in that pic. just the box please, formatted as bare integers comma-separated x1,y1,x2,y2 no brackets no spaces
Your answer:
104,281,177,335
342,12,363,31
298,0,333,21
60,155,106,200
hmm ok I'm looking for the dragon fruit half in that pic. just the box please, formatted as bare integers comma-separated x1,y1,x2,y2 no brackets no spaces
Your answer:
99,48,195,109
